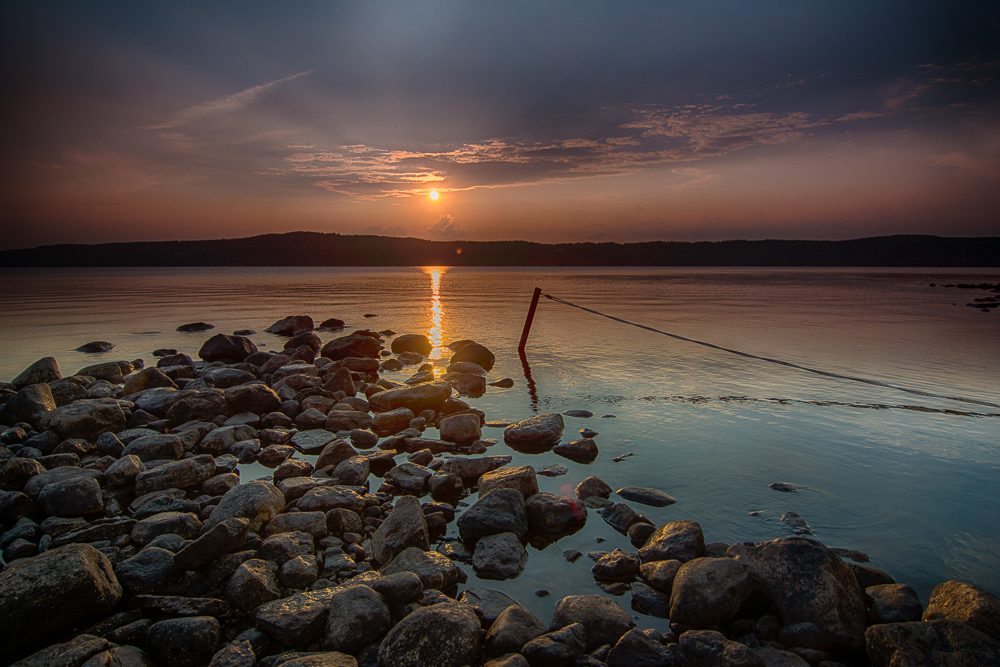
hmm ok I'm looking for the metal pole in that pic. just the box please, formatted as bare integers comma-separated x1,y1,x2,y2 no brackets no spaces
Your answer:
518,287,542,354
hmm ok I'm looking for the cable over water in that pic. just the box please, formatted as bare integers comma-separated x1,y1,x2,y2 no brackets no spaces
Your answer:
540,292,1000,410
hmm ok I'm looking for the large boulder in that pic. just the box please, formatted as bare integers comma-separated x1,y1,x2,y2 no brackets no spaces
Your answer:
638,520,705,563
321,334,381,360
484,604,547,658
525,492,587,533
391,334,432,356
457,488,528,542
679,630,764,667
866,619,1000,667
265,315,314,336
165,390,230,424
522,624,587,666
204,480,285,533
0,384,56,427
367,383,453,414
669,557,751,628
549,594,634,651
134,455,216,495
225,383,282,415
146,616,221,667
254,589,336,647
478,465,538,499
11,357,62,389
174,517,250,570
0,543,122,660
122,367,177,395
38,476,104,518
503,413,564,447
381,547,463,591
198,334,258,363
473,531,527,580
728,536,867,652
450,342,495,371
377,602,480,667
372,495,429,565
122,433,184,462
322,584,392,654
38,398,127,439
922,580,1000,642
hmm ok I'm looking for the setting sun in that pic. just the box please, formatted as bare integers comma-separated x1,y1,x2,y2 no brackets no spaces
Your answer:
428,190,439,200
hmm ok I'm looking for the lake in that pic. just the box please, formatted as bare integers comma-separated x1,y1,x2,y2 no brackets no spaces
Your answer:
1,266,998,629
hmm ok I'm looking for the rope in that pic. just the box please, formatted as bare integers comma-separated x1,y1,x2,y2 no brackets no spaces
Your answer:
541,292,1000,410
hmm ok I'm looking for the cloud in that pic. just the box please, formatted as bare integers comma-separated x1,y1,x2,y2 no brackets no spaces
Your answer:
671,167,720,190
359,224,412,237
836,110,884,122
144,71,313,130
427,214,463,239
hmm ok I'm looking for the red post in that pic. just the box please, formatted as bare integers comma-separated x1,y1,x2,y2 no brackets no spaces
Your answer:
518,287,542,354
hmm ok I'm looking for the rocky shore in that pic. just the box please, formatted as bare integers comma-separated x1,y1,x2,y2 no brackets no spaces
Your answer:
1,316,998,667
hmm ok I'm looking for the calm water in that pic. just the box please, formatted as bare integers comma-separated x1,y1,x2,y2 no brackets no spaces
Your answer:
1,266,998,629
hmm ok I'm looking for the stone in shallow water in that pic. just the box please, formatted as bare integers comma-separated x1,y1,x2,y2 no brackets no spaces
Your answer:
473,532,528,580
503,413,564,447
616,486,677,507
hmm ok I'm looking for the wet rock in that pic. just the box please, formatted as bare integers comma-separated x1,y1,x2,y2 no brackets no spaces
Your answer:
503,413,564,447
371,408,415,436
484,604,546,657
639,559,682,594
146,616,221,667
371,571,423,604
132,511,202,545
279,554,319,589
536,464,568,477
225,383,282,415
488,378,514,388
11,633,113,666
923,579,1000,641
727,536,866,652
178,322,214,332
427,471,464,495
522,623,587,666
669,557,751,628
199,334,258,363
597,503,651,535
607,628,676,667
575,476,612,500
264,511,327,539
474,531,528,580
525,493,587,533
458,488,528,542
631,581,672,618
391,334,432,356
266,315,314,336
866,619,1000,667
628,522,656,547
377,601,480,667
450,342,495,371
0,384,56,427
321,334,381,361
478,465,538,500
322,584,392,654
174,517,250,570
11,357,62,389
848,562,896,589
166,390,230,424
104,454,147,487
616,486,676,507
0,543,122,660
39,398,127,440
254,588,335,647
372,495,429,565
38,475,104,518
638,520,705,563
200,424,256,455
260,531,313,566
381,547,463,591
296,430,341,457
386,462,432,494
549,594,634,651
135,455,216,495
204,480,284,533
368,383,453,414
866,583,923,624
227,558,280,611
592,548,640,581
124,433,184,461
76,360,133,381
679,629,764,667
115,546,183,595
439,413,482,443
440,455,510,485
325,411,373,432
552,438,598,462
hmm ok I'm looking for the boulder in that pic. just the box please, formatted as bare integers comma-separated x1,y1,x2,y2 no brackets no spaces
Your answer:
166,390,230,424
322,584,392,654
450,342,495,371
259,531,313,566
286,331,323,351
368,383,453,414
525,492,587,533
457,488,528,542
385,463,432,495
381,547,463,591
320,334,381,361
131,511,202,545
868,583,924,624
552,438,599,462
923,580,1000,641
391,334,433,356
592,549,641,581
631,581,672,618
266,315,314,336
377,602,480,667
440,455,511,485
122,367,176,395
638,520,705,563
264,511,327,539
669,557,751,628
484,604,547,658
254,588,335,647
225,384,282,415
38,476,104,518
115,547,183,595
174,517,250,570
503,413,564,447
521,623,587,666
0,384,57,428
607,629,677,667
866,619,1000,667
226,559,280,611
38,398,127,439
639,559,682,594
11,357,62,389
0,544,122,660
323,367,357,397
75,360,133,381
617,486,677,507
727,536,867,652
134,455,217,495
198,334,258,363
371,407,415,436
679,630,764,667
146,616,221,667
204,480,284,533
372,496,429,565
549,594,634,651
104,454,146,487
439,413,482,443
123,433,184,461
478,465,538,500
473,532,528,580
10,634,112,667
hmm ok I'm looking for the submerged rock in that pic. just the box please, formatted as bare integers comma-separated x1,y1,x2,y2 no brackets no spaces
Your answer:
503,413,564,447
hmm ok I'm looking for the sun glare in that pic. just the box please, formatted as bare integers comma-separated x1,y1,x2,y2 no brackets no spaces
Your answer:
429,190,440,200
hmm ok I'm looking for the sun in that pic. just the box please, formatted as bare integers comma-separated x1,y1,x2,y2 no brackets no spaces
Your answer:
428,190,440,201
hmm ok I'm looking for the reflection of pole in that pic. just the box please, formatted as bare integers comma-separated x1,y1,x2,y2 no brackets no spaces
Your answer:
518,287,542,354
519,350,539,412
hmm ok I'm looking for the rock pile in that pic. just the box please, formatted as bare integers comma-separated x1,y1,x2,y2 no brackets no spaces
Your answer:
1,324,998,666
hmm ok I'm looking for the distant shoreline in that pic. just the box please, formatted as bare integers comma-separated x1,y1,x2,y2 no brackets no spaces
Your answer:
1,232,998,267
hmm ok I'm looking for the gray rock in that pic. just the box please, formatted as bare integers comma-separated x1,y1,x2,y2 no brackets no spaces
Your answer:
607,628,676,667
225,383,282,415
638,520,705,563
371,408,415,436
259,531,313,566
11,633,112,667
385,462,432,495
11,357,62,389
39,398,128,440
0,384,56,427
115,547,182,595
367,383,453,414
457,488,528,542
132,511,203,545
293,429,339,456
639,559,682,594
631,581,671,618
867,583,924,624
123,434,184,462
263,511,327,539
503,413,564,447
591,548,640,581
0,544,122,660
525,492,587,533
174,517,250,570
377,602,480,667
372,496,429,565
440,455,510,485
522,623,586,666
254,588,336,647
866,619,1000,667
616,486,677,507
104,454,146,487
473,532,528,580
146,616,221,667
727,536,866,652
478,465,538,500
135,455,216,495
922,579,1000,641
279,554,319,589
484,604,546,658
381,547,463,591
38,476,104,518
439,413,482,443
298,485,365,513
324,411,373,432
200,424,256,455
199,334,257,363
226,558,280,611
204,480,284,532
549,594,634,651
165,390,230,425
552,438,599,461
456,588,520,628
597,503,651,535
669,557,751,628
371,571,423,604
322,584,392,653
679,630,764,667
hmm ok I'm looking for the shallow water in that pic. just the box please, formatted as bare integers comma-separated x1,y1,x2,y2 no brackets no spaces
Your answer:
1,266,998,628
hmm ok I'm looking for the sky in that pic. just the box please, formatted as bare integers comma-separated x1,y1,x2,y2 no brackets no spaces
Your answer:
1,1,998,250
